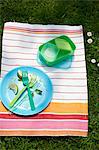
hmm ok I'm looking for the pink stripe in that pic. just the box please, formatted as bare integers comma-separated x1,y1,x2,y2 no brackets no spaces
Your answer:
1,68,86,74
2,56,85,62
2,56,36,61
0,65,85,80
1,70,87,83
4,31,83,38
3,50,85,56
3,50,36,55
4,30,82,34
39,65,85,68
3,39,83,45
0,120,88,130
53,98,86,100
34,65,86,69
3,44,34,49
0,67,86,80
1,64,19,68
1,64,86,69
51,78,86,80
54,85,87,87
3,44,84,50
47,72,86,74
4,38,42,44
4,26,82,32
54,91,87,94
3,38,83,45
1,74,87,88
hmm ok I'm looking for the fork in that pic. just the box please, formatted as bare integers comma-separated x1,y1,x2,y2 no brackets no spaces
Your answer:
22,71,35,111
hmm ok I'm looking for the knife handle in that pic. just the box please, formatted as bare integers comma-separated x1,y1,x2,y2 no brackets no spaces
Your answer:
27,86,35,111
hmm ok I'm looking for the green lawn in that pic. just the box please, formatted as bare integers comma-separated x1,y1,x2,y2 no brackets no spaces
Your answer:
0,0,99,150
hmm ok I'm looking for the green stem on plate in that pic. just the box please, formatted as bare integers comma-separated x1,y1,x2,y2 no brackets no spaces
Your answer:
9,86,27,108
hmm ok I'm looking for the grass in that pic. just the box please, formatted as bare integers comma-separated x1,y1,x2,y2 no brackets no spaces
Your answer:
0,0,99,149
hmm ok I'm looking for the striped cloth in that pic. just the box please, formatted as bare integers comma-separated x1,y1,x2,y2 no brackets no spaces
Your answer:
0,22,88,136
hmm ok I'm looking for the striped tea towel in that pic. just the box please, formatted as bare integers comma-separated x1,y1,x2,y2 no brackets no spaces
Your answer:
0,22,88,136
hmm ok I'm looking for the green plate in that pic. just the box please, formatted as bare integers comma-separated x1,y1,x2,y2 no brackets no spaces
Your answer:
39,35,76,66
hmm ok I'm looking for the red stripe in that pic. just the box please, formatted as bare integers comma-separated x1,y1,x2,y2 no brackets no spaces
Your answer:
4,26,82,33
0,114,88,120
4,31,83,38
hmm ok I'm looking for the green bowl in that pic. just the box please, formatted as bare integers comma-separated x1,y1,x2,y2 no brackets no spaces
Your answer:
38,35,76,66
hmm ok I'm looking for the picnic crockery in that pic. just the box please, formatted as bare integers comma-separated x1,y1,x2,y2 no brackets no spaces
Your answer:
38,50,73,69
39,35,76,66
39,43,59,63
9,71,37,108
22,71,35,111
0,66,53,116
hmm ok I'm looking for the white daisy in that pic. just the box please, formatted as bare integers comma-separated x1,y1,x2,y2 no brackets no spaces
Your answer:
91,59,96,64
97,63,99,67
87,32,92,37
87,38,93,44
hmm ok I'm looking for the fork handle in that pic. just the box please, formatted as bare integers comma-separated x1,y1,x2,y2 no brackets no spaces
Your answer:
27,85,35,111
